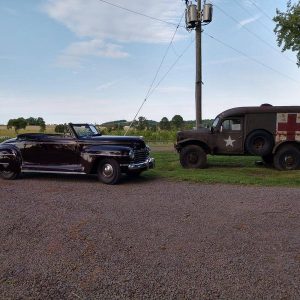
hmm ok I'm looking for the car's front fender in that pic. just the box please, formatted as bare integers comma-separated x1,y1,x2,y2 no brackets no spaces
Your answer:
0,145,22,172
80,145,132,173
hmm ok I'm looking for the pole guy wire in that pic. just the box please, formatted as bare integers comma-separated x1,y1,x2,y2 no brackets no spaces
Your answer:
125,12,186,135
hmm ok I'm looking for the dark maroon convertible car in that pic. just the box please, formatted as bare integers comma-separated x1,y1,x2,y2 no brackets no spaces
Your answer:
0,123,155,184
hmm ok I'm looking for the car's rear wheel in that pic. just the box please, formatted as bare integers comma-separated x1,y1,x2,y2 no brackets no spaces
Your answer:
97,158,121,184
274,145,300,171
180,145,207,169
0,170,20,180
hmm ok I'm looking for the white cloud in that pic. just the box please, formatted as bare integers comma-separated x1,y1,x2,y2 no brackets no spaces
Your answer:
57,39,128,67
238,15,261,28
96,80,119,91
42,0,184,67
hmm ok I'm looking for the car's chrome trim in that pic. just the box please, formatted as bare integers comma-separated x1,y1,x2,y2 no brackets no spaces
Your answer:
128,158,155,171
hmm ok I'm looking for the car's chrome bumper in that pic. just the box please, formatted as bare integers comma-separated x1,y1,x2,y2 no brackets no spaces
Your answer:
128,157,155,171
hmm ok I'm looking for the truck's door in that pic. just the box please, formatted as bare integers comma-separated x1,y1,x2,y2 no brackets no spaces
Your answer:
214,117,244,154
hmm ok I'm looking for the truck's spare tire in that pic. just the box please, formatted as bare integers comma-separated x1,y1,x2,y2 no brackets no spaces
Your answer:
245,130,274,156
180,145,207,169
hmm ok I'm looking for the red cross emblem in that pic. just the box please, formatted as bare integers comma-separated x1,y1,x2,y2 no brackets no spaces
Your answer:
277,113,300,141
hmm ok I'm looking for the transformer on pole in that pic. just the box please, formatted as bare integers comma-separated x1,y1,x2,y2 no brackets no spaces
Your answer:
184,1,213,128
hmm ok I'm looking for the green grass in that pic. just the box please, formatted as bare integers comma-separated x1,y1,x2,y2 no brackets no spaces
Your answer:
0,132,298,187
145,151,300,187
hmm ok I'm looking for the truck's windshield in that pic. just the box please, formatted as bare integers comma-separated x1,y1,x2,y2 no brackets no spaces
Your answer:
72,125,101,138
212,117,220,128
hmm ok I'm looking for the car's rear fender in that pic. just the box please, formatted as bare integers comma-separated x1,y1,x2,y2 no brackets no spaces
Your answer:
0,145,22,172
80,145,132,173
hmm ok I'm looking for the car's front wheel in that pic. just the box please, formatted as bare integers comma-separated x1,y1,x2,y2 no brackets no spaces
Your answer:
0,170,20,180
97,158,121,185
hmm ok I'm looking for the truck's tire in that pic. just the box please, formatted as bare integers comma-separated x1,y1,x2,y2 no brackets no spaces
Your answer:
245,130,274,156
180,145,207,169
273,145,300,171
0,170,20,180
97,158,121,184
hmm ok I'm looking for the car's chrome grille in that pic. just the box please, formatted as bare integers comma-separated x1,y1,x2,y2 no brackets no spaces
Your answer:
134,149,148,163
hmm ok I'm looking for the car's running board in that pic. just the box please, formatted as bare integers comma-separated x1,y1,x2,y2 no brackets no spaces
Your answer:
21,170,86,175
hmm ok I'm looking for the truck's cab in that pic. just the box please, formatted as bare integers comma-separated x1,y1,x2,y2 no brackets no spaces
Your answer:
175,105,300,170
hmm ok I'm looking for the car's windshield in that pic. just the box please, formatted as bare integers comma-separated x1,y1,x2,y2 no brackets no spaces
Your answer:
73,124,100,138
212,117,220,128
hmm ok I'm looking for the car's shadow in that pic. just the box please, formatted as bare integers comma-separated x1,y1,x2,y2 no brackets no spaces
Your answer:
20,172,157,185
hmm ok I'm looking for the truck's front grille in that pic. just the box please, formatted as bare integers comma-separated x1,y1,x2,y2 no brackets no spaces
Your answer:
133,149,148,163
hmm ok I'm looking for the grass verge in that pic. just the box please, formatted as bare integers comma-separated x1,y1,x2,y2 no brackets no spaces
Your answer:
145,151,300,187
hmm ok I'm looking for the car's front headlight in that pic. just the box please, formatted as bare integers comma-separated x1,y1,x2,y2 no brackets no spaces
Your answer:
129,150,135,160
146,145,151,154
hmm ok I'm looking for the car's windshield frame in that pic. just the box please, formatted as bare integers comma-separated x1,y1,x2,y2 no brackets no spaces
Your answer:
71,124,101,138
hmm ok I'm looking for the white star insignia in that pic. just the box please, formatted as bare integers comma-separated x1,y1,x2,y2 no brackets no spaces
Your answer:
224,136,236,147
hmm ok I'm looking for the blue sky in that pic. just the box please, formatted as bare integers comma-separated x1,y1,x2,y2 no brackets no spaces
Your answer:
0,0,299,124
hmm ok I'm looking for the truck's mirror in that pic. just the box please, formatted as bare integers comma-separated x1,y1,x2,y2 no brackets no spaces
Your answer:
210,127,214,133
220,126,223,133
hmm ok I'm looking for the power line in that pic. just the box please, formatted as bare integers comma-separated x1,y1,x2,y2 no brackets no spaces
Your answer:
214,4,297,65
232,0,274,33
97,0,184,28
203,32,299,84
247,0,275,22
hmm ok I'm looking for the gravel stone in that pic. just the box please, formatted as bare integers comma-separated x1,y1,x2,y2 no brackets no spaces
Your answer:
0,174,299,299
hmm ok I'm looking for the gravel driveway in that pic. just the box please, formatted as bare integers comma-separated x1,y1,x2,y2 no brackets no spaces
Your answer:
0,174,299,299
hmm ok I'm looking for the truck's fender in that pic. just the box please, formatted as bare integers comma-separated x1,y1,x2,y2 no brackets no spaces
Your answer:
175,139,211,154
80,145,133,173
0,144,22,173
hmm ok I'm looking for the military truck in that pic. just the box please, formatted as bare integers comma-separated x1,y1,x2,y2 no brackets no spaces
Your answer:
175,105,300,171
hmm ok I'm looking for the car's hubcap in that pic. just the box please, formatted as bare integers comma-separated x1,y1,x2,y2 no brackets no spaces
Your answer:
102,164,114,177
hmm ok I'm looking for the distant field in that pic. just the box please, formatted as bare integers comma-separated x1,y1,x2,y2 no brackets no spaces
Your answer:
0,125,56,138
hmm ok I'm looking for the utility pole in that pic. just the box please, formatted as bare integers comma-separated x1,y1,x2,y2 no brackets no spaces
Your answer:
184,1,213,129
195,0,202,129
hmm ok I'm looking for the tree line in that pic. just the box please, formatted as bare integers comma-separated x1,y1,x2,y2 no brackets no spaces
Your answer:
7,117,46,133
100,115,213,132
